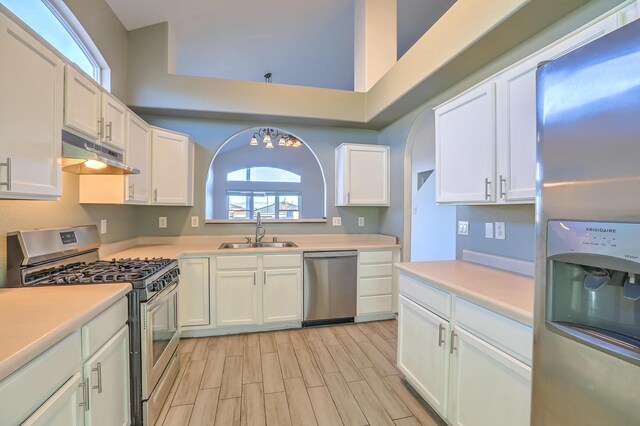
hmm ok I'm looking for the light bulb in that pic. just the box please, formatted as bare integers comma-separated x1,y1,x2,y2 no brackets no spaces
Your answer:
266,140,274,149
293,140,302,148
278,136,286,146
263,134,271,144
84,160,107,170
285,139,293,147
250,136,258,146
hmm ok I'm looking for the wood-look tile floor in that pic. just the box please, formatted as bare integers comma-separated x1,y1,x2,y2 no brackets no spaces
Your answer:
158,320,445,426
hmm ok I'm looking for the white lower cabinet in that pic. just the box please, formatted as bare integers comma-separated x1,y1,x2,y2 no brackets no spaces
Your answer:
216,270,258,326
22,372,85,426
179,257,211,327
0,297,130,425
397,295,449,416
263,269,302,323
83,326,130,426
398,273,532,426
448,327,531,426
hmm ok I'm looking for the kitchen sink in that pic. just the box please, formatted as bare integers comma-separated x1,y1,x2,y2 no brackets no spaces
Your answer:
257,241,298,248
219,241,298,249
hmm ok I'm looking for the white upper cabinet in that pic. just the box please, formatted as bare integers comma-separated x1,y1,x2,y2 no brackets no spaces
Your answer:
495,13,618,203
64,65,102,141
64,65,126,152
435,81,496,204
0,13,64,200
100,92,127,151
335,144,389,206
436,11,619,205
125,113,151,204
151,128,194,206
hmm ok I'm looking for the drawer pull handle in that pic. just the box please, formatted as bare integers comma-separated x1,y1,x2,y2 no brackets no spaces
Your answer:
438,323,446,347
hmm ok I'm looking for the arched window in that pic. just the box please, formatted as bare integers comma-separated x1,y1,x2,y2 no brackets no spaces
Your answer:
1,0,109,88
206,128,326,221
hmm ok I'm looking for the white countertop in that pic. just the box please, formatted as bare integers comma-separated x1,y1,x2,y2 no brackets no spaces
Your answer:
0,283,131,382
395,260,534,326
101,234,400,260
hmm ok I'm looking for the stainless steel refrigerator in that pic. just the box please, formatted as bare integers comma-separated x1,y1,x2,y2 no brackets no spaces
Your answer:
533,20,640,425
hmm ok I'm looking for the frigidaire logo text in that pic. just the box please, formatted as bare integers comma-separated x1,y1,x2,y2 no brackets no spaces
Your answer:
586,227,616,233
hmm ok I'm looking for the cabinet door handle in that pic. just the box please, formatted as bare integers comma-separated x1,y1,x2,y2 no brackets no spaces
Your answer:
154,188,158,202
129,184,134,200
253,272,256,286
78,377,90,411
347,192,350,204
92,362,103,393
484,178,492,200
499,175,506,199
106,121,113,141
0,157,11,191
97,118,104,139
438,323,446,347
450,330,458,354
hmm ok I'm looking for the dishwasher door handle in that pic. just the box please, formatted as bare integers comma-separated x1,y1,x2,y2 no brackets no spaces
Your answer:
304,251,358,258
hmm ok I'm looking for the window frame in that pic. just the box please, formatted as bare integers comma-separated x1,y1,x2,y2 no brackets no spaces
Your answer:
226,190,301,221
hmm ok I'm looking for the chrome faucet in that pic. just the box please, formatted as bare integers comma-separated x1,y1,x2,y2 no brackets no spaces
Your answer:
255,212,266,243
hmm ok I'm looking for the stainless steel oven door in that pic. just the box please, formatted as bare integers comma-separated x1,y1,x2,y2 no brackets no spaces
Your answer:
141,280,180,398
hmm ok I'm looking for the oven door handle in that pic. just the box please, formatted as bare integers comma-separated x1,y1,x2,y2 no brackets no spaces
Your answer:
147,281,178,312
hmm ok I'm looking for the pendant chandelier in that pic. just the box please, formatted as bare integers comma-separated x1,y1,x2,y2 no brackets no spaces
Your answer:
249,128,303,149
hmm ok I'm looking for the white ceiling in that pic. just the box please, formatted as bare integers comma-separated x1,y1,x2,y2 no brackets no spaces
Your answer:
105,0,454,91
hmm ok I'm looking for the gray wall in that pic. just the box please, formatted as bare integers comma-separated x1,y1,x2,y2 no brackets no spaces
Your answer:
63,0,129,100
456,205,536,261
210,132,325,220
0,174,137,286
134,115,381,236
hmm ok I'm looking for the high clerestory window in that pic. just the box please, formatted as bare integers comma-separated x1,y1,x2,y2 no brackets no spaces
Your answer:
1,0,109,88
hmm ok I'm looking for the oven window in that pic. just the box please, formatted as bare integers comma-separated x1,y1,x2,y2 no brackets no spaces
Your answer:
151,294,178,365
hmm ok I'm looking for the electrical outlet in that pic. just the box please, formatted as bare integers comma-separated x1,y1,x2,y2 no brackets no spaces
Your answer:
495,222,506,240
100,219,107,235
358,217,365,227
159,217,167,228
457,221,469,236
191,216,199,227
332,217,342,226
485,222,494,239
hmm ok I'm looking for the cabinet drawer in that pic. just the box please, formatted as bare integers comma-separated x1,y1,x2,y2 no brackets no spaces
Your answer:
358,294,393,314
263,254,302,269
0,331,81,425
454,297,532,365
360,250,393,264
216,255,258,270
360,277,393,296
360,263,392,278
81,297,128,359
399,273,451,320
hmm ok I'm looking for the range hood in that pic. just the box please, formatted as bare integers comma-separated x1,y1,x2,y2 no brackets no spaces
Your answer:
61,130,139,175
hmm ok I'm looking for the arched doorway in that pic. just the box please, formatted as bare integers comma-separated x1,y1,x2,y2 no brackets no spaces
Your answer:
403,108,456,261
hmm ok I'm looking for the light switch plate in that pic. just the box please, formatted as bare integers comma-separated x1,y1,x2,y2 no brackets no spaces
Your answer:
100,219,107,235
358,217,365,227
457,221,469,236
159,217,167,228
495,222,506,240
485,222,494,239
191,216,199,227
332,217,342,226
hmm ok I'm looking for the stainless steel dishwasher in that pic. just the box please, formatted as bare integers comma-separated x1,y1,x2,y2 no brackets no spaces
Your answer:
303,251,357,326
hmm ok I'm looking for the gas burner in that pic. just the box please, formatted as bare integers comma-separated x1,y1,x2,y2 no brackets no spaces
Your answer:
24,257,175,286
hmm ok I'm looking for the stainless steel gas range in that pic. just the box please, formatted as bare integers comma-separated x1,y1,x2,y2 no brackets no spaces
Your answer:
6,225,180,425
